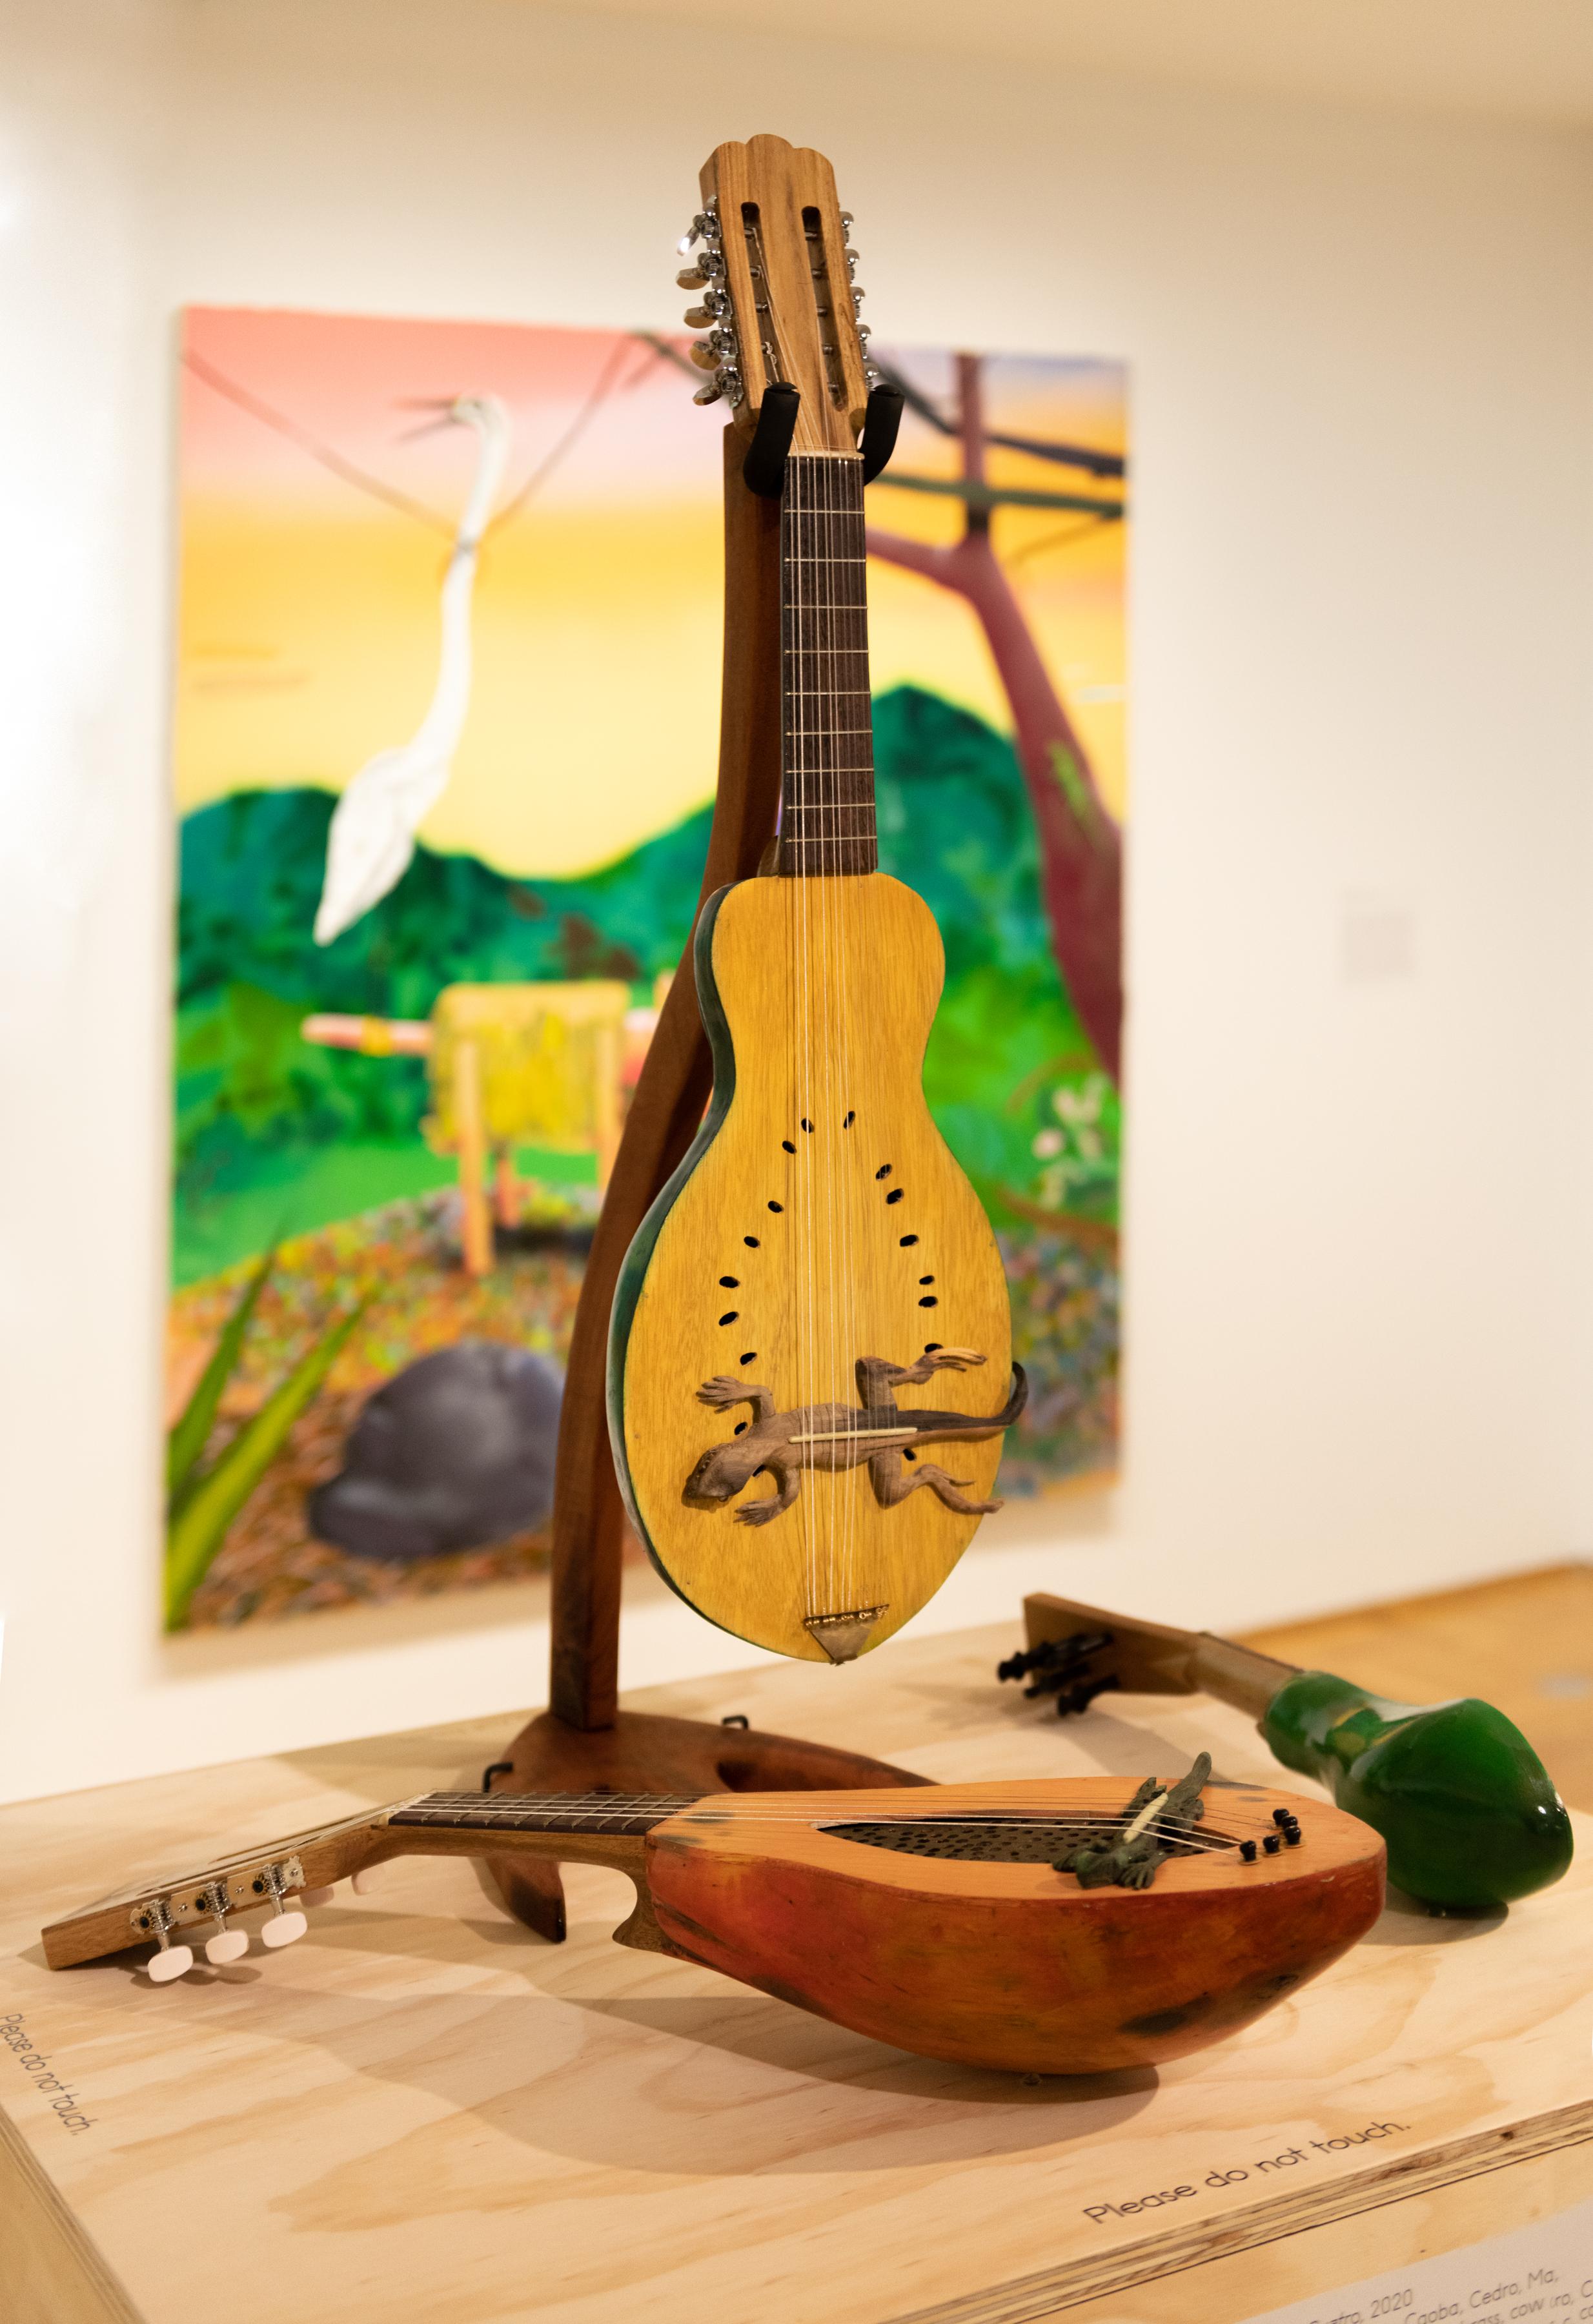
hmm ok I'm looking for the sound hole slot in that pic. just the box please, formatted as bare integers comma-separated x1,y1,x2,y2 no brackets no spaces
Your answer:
827,1816,1235,1865
886,1188,904,1205
802,203,848,408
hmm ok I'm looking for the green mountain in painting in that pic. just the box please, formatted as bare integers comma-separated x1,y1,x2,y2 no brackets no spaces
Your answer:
175,684,1104,1283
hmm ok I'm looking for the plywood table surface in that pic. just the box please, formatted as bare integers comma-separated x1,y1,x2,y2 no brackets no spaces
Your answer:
3,1623,1591,2324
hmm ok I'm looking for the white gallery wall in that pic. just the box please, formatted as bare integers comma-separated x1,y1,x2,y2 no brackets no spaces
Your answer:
3,0,1592,1802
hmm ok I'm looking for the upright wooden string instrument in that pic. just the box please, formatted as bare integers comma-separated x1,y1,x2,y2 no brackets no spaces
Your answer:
608,136,1023,1664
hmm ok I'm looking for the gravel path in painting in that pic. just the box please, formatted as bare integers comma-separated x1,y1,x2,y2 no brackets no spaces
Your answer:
168,1192,587,1629
167,1199,1117,1629
998,1227,1120,1494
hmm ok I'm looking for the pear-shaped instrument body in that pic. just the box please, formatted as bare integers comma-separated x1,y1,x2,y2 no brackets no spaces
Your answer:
609,872,1017,1662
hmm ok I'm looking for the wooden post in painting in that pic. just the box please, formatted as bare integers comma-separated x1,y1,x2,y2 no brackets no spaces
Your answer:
452,1036,492,1277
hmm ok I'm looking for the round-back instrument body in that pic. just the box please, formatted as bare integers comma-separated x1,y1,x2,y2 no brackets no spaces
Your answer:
606,138,1023,1662
43,1776,1386,2079
610,872,1014,1661
642,1778,1385,2075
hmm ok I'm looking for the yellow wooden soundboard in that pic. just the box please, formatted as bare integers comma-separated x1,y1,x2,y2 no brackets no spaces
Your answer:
3,1618,1590,2324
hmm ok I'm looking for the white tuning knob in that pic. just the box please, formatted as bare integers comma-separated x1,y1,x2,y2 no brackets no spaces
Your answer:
350,1864,385,1894
140,1897,194,1982
299,1886,336,1908
197,1881,249,1965
256,1859,310,1948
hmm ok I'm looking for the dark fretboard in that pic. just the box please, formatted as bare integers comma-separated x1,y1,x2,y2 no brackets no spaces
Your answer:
778,452,877,877
387,1791,703,1837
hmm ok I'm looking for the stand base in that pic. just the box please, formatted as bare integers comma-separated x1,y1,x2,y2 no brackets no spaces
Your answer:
485,1707,932,1942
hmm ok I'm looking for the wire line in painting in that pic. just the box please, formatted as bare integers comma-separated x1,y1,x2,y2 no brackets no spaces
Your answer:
180,334,673,545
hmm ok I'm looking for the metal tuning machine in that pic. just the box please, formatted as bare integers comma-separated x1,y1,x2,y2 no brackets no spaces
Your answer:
196,1880,249,1966
678,199,742,407
133,1897,194,1984
839,212,880,391
254,1860,309,1950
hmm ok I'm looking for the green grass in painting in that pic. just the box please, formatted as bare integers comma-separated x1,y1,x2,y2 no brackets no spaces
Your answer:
163,1252,372,1628
174,1139,595,1287
173,684,1115,1281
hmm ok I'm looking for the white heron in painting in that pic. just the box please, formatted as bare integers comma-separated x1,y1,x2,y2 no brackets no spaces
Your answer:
314,392,512,945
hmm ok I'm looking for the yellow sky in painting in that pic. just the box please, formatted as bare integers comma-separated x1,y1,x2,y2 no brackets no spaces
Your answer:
175,314,1126,877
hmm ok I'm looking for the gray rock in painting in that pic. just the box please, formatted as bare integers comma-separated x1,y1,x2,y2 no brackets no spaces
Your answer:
310,1339,563,1562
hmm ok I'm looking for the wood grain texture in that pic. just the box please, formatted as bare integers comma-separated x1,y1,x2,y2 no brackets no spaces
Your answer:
644,1779,1383,2074
701,134,869,443
6,1620,1592,2324
615,873,1013,1658
545,429,782,1731
1024,1593,1302,1718
889,2109,1593,2324
0,2107,142,2324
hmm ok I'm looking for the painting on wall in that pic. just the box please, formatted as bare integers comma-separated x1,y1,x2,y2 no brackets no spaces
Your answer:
168,304,1126,1631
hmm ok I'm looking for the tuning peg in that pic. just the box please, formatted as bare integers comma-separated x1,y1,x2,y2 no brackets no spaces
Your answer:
256,1860,308,1949
299,1885,337,1908
676,208,720,257
350,1863,386,1893
689,341,720,372
676,266,708,291
139,1898,194,1983
196,1881,249,1966
693,380,724,405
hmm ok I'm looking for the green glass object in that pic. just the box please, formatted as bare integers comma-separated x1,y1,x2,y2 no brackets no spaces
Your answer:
1261,1672,1574,1911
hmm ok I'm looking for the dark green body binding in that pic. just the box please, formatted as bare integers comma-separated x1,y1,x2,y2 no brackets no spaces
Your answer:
1261,1673,1574,1911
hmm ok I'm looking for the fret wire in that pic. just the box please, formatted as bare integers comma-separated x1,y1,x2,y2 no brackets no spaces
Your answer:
779,453,876,876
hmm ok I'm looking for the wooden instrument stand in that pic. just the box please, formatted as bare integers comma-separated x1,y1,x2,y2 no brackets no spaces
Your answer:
485,434,926,1941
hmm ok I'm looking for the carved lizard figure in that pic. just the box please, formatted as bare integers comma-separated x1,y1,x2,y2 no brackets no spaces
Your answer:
683,1349,1028,1527
1055,1753,1214,1890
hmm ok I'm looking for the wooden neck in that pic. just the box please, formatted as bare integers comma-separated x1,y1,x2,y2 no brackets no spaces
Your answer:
777,452,877,877
387,1792,701,1839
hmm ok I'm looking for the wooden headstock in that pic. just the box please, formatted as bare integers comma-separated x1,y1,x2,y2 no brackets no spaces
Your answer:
678,134,873,451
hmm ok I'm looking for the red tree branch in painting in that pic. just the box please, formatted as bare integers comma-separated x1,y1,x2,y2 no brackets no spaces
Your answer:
866,353,1124,1083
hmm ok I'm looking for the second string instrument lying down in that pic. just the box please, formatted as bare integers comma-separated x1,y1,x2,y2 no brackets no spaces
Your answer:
609,136,1024,1665
45,1771,1386,2077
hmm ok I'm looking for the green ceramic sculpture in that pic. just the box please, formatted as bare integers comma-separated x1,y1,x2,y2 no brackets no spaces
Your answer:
1259,1673,1573,1911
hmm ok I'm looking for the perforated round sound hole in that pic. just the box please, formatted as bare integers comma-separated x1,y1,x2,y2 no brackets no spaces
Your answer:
827,1817,1230,1864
